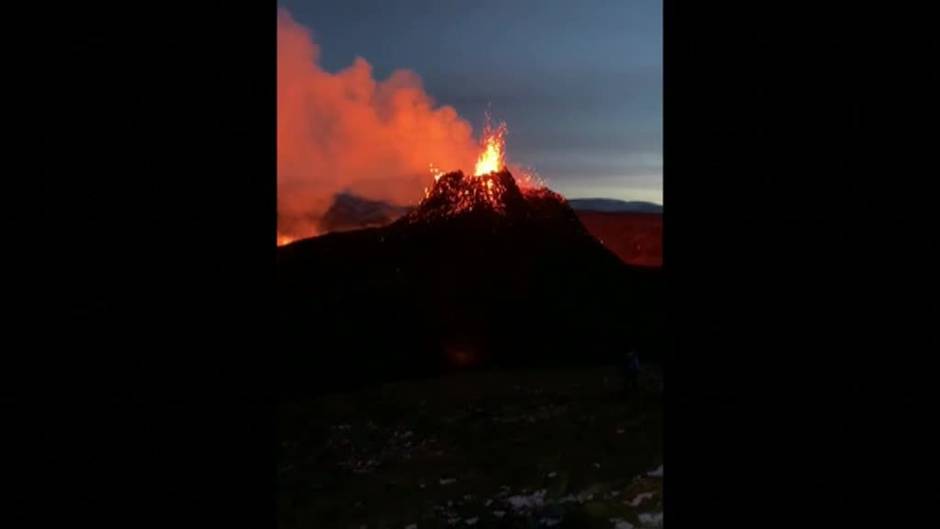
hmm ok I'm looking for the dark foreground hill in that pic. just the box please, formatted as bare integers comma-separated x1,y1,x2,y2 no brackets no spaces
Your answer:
277,170,663,393
311,194,665,268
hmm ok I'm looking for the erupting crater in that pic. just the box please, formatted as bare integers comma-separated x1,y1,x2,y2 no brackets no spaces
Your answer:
401,118,571,227
402,168,573,228
410,169,526,219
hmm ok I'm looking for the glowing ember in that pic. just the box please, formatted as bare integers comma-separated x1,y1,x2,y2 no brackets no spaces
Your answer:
429,162,446,181
512,165,546,190
277,233,296,246
473,120,508,176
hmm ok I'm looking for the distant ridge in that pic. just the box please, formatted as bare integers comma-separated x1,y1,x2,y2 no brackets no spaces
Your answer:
319,192,412,233
567,198,663,214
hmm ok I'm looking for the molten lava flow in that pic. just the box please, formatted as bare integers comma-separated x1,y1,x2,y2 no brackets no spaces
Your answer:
473,121,507,176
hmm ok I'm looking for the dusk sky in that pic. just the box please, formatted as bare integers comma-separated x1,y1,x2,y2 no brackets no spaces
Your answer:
279,0,662,203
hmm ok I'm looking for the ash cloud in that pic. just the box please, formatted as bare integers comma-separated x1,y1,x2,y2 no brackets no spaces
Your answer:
278,8,479,240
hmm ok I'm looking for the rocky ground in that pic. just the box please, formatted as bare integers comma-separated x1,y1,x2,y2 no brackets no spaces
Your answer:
278,366,663,529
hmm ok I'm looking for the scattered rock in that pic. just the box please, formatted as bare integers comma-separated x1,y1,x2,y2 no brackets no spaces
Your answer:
637,512,663,527
609,518,634,529
573,490,596,503
628,492,655,507
507,489,547,511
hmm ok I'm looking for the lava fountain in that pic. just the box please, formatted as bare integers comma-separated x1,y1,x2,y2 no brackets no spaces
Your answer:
473,120,508,176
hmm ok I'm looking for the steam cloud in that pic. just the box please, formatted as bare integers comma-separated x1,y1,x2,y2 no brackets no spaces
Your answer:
278,9,479,240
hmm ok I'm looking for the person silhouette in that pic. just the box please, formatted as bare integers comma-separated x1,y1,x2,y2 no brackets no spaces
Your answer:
621,349,640,393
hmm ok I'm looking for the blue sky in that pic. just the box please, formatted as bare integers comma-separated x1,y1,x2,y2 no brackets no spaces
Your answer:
279,0,662,203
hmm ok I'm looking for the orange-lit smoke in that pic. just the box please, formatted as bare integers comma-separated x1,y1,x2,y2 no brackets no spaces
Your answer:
278,9,479,241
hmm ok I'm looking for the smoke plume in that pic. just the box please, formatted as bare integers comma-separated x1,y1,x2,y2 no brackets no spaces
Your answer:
278,9,479,241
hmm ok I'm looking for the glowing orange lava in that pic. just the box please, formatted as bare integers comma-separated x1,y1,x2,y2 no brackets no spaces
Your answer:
473,121,507,176
424,117,516,204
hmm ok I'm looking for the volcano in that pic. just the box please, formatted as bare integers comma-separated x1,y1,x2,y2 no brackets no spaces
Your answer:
277,168,663,393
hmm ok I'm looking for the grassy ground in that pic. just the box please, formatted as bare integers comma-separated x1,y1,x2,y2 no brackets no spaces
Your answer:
278,365,663,529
